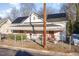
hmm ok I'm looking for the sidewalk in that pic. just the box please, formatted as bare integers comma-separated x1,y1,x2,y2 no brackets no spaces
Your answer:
0,44,79,56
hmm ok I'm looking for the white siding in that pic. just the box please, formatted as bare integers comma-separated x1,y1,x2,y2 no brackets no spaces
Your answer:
0,19,12,34
54,22,67,41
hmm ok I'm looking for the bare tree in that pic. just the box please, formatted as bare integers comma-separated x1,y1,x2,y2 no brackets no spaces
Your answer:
10,7,19,21
5,3,36,21
74,4,79,33
76,4,79,22
19,3,36,16
59,3,76,50
37,6,56,16
60,4,76,36
60,3,76,22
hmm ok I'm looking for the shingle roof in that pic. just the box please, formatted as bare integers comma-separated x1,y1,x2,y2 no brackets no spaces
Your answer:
12,16,28,23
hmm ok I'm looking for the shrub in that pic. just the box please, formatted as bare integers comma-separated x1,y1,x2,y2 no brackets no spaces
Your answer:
16,34,21,41
8,34,27,41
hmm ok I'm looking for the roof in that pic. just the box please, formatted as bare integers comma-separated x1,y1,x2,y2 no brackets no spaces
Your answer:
12,16,28,23
12,13,66,24
46,13,67,22
47,13,66,19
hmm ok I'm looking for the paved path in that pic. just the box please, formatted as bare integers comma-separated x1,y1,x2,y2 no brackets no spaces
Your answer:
0,45,79,56
0,47,79,56
0,47,53,56
0,48,16,56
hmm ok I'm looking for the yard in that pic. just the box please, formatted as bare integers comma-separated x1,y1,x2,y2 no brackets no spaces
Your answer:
0,34,79,53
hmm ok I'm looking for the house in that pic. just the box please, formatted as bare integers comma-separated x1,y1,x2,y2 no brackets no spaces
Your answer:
0,18,12,34
10,12,67,42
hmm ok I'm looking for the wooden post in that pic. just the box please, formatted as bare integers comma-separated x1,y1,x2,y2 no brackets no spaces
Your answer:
0,34,1,41
43,3,47,48
14,34,16,46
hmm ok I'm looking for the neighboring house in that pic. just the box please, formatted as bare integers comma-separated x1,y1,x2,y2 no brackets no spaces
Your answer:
11,12,67,41
0,18,12,34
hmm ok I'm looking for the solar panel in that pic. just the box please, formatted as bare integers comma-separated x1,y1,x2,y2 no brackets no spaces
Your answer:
12,16,28,23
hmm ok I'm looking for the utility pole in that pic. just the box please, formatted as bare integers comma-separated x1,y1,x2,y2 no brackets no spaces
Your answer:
43,3,47,48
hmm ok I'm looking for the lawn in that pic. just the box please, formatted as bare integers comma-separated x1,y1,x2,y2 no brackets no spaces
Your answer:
0,37,79,53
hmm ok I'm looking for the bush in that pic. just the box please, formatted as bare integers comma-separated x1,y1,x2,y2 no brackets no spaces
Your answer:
23,34,27,40
16,35,21,41
8,34,27,41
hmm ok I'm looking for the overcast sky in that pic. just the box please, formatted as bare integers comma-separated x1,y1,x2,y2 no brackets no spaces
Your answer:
0,3,63,18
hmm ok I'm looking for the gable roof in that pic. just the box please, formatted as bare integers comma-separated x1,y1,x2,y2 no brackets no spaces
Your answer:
12,13,67,24
12,16,28,23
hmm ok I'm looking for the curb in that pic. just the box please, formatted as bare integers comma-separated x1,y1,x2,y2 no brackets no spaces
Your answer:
0,45,79,56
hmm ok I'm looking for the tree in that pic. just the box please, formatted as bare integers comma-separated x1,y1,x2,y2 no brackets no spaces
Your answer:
75,4,79,22
5,3,36,21
19,3,36,16
73,4,79,34
10,7,19,21
60,4,76,44
61,4,76,36
37,4,57,16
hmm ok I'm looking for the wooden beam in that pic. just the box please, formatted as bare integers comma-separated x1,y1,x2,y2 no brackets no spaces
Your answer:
43,3,47,48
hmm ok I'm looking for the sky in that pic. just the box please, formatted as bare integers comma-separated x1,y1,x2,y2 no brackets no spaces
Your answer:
0,3,63,18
